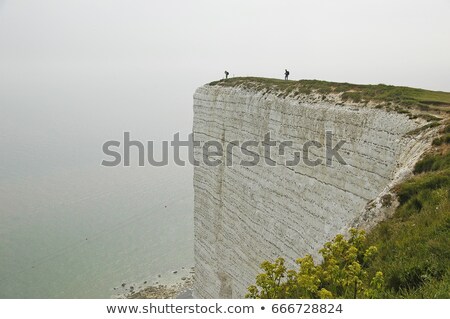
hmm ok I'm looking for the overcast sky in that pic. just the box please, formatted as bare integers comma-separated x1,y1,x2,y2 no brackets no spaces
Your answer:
0,0,449,156
1,0,449,89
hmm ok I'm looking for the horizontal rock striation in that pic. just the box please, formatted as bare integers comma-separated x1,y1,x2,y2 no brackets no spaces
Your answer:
192,84,431,298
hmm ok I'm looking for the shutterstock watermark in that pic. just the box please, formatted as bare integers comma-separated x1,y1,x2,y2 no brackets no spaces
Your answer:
101,132,347,167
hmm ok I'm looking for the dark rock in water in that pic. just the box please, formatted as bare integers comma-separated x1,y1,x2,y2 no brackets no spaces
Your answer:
155,281,159,284
181,277,187,281
158,274,161,278
130,286,134,291
172,271,177,274
144,281,147,284
122,283,126,287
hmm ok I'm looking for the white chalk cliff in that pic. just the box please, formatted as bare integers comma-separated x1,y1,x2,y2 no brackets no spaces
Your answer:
192,82,433,298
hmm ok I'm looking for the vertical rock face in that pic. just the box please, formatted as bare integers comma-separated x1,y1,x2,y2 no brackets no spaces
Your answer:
193,84,428,298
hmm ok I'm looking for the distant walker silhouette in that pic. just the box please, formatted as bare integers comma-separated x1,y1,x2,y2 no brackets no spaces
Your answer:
285,69,290,80
225,70,229,79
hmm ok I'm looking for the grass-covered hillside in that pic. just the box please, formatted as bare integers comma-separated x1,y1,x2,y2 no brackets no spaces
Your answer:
365,125,450,298
210,77,450,118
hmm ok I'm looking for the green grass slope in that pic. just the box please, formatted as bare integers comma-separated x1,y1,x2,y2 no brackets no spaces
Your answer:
366,126,450,298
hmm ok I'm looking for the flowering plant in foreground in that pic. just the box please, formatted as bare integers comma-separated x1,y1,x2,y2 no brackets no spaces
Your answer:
246,228,384,299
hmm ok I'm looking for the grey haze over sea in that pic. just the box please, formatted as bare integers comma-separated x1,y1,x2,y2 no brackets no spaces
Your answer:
0,68,195,298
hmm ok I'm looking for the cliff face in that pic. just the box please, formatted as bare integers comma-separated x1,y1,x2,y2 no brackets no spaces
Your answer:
192,83,432,298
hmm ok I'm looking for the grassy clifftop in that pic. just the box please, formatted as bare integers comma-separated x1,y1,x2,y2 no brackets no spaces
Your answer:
210,77,450,116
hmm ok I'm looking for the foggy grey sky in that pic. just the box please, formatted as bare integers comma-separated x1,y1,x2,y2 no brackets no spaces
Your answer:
1,0,449,90
0,0,449,154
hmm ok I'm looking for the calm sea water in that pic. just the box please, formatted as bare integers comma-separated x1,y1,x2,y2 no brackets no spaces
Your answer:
0,72,195,298
0,165,194,298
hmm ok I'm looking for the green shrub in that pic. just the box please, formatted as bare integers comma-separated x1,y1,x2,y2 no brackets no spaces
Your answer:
421,114,442,122
396,171,449,205
443,124,450,134
406,122,440,136
414,153,450,174
246,229,384,299
432,133,450,146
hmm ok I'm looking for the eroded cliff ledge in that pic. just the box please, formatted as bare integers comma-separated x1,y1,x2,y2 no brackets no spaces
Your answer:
193,78,444,298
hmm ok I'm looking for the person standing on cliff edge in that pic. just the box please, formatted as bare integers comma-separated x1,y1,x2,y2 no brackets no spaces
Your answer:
224,70,229,79
284,69,290,80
